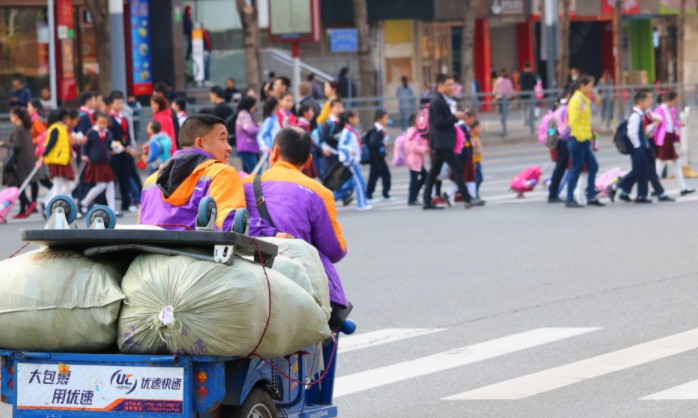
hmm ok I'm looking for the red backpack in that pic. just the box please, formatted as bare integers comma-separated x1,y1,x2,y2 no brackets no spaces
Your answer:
415,104,430,139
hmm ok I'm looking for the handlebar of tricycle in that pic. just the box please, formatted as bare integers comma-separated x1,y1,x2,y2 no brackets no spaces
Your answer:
340,319,356,335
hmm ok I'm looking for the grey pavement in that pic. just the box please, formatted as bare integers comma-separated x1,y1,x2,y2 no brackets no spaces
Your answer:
3,139,698,417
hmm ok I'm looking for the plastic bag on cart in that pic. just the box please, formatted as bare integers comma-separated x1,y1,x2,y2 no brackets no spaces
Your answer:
259,238,332,320
0,248,125,351
117,254,331,358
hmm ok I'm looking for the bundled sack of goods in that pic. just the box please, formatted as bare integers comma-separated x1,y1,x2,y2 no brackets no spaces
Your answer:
261,238,332,321
117,253,331,358
0,248,125,351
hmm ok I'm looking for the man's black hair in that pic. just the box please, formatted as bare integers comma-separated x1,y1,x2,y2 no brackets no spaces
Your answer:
374,110,388,121
436,73,453,85
274,127,311,166
210,85,226,99
174,98,187,111
110,90,125,101
179,114,226,147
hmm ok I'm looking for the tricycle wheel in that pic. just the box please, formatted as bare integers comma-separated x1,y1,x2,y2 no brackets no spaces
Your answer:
228,388,277,418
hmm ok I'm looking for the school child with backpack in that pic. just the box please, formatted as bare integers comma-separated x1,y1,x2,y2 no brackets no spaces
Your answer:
144,120,172,174
547,86,573,203
77,112,119,217
405,115,429,205
256,97,281,172
337,110,372,211
316,99,345,172
471,120,484,199
364,110,394,202
609,90,673,203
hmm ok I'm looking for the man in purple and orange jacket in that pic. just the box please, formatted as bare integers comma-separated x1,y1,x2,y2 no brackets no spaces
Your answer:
138,114,246,231
243,127,349,310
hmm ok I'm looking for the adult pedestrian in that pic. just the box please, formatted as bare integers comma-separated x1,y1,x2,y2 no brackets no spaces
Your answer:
209,86,234,121
307,74,324,99
153,84,180,144
338,67,356,100
654,92,694,196
271,77,291,99
317,81,341,124
397,76,416,132
260,71,276,100
151,94,177,154
183,5,193,59
422,74,475,210
519,62,537,131
566,76,603,208
1,107,37,218
548,86,573,203
298,82,321,128
598,70,614,129
365,110,393,202
225,78,241,103
492,69,515,136
10,77,30,107
235,96,261,173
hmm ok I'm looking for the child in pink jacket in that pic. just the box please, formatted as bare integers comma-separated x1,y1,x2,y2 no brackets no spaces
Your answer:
405,116,430,206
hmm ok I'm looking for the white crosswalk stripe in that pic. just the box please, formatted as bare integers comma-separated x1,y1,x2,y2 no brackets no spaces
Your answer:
641,380,698,400
442,327,698,400
334,327,599,398
339,328,445,354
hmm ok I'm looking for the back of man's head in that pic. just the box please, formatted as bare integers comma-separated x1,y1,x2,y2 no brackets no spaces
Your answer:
210,86,225,100
274,127,311,166
435,73,452,85
179,114,225,148
299,82,312,97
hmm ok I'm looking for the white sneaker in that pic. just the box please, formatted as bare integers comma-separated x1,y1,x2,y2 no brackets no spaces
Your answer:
383,196,396,202
128,205,139,213
357,205,374,211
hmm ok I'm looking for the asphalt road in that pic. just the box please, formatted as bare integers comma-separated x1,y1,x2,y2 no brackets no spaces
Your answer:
2,140,698,417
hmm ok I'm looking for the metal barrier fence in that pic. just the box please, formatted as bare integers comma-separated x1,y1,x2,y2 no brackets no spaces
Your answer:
1,82,696,151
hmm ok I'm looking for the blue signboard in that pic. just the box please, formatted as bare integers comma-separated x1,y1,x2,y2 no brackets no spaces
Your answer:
130,0,153,95
330,29,358,53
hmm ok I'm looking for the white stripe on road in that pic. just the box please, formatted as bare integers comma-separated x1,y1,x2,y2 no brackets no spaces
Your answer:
641,380,698,400
443,328,698,400
334,327,598,398
339,328,445,354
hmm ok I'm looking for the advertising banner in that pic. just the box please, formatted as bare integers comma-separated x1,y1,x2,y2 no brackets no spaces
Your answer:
131,0,153,96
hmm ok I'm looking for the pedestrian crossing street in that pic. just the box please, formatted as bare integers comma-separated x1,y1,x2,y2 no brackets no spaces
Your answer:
335,143,698,213
335,326,698,401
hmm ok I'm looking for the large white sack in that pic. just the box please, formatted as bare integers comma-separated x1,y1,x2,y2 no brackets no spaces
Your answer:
117,254,331,358
0,248,125,351
260,238,331,320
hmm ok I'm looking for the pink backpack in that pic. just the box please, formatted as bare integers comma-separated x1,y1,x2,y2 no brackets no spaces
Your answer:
453,125,466,154
415,104,430,138
538,110,555,146
511,166,542,194
392,133,407,166
34,131,47,158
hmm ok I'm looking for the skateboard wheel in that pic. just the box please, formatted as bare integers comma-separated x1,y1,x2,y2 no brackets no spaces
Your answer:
232,208,249,235
197,197,217,228
86,205,116,229
47,195,77,224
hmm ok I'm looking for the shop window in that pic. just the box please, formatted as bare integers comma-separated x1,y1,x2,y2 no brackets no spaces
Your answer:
0,7,50,110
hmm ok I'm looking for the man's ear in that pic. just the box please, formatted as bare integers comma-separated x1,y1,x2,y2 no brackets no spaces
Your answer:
194,137,204,149
302,154,313,170
269,145,280,166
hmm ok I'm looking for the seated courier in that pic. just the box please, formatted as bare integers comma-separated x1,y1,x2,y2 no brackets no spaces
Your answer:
138,114,246,230
243,127,350,314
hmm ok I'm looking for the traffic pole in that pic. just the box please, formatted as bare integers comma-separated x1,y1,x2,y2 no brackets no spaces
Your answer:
109,0,127,94
544,0,558,92
47,0,58,109
292,41,301,103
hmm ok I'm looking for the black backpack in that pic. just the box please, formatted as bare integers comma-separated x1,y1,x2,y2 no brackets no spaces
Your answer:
613,118,633,155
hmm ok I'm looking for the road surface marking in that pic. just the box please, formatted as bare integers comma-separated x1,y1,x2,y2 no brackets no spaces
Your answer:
334,327,598,398
641,380,698,400
339,328,445,354
443,327,698,400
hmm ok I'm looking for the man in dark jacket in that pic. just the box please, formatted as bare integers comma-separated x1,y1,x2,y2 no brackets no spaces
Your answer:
519,61,537,132
422,74,476,210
